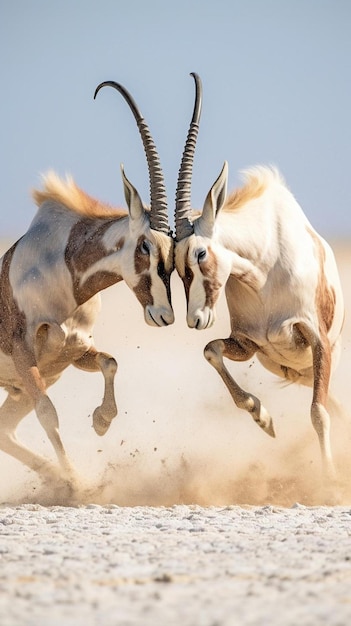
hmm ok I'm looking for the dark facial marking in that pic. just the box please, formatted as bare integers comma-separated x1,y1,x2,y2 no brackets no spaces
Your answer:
157,260,172,305
134,274,153,308
200,248,222,307
182,264,194,305
134,236,151,275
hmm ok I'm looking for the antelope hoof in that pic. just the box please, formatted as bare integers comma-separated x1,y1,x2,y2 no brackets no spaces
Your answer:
253,405,276,438
262,417,276,438
93,408,112,436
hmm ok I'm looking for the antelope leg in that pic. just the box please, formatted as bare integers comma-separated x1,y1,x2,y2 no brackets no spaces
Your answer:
0,392,57,476
204,336,275,437
73,348,118,436
12,342,74,478
296,322,336,481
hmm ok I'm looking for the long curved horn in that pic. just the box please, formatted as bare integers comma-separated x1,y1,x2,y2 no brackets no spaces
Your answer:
175,72,203,241
94,80,169,234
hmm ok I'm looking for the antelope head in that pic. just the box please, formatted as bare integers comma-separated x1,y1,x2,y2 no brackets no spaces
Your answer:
174,73,229,329
94,80,174,327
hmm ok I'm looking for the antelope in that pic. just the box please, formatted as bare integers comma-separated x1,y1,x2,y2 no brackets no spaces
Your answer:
174,73,344,482
0,80,174,485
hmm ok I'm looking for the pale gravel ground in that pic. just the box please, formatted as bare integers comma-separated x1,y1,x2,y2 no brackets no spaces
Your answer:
0,503,351,626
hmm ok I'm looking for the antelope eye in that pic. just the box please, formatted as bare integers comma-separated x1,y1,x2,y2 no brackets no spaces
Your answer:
141,240,151,255
197,248,207,262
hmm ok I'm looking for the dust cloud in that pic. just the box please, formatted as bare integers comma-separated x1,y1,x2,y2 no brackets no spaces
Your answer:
0,242,350,508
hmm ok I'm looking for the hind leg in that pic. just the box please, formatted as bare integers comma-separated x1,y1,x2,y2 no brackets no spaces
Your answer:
204,336,275,437
73,348,118,436
12,342,75,480
0,391,60,478
297,322,336,483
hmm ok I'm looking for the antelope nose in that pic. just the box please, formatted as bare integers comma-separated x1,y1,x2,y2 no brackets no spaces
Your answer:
145,305,174,327
160,308,175,326
188,307,215,330
187,312,202,329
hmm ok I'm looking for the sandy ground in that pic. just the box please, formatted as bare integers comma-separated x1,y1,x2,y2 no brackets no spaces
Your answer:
0,240,350,624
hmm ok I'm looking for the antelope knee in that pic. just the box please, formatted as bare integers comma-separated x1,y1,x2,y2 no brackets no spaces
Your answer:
98,355,118,377
204,340,224,365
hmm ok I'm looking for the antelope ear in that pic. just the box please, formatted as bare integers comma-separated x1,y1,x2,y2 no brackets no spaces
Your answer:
198,161,228,235
120,164,144,222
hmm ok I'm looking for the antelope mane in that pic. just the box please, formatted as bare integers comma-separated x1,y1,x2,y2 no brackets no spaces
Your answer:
32,171,127,219
224,165,285,212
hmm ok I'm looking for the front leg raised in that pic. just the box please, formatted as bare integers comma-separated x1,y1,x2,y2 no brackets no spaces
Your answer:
204,337,275,437
74,348,118,436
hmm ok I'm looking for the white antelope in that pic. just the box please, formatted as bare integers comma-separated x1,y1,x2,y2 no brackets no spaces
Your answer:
0,80,174,484
175,73,344,481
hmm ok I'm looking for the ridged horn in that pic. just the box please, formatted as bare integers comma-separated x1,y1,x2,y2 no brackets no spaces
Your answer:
94,80,170,234
175,72,203,241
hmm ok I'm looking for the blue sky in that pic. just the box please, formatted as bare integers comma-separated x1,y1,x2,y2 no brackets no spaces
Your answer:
1,0,350,240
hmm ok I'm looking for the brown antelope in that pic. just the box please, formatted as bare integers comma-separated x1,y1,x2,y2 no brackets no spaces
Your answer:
0,80,174,485
175,73,344,482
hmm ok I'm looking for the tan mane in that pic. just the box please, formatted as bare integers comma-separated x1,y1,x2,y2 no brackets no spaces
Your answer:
224,165,284,212
31,171,127,218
